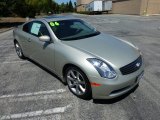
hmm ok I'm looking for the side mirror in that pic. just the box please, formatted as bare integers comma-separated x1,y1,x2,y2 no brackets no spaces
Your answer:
39,35,50,42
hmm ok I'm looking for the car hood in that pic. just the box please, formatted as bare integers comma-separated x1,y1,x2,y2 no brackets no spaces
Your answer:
62,33,140,68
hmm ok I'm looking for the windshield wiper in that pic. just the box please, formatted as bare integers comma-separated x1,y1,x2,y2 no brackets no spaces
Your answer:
61,31,100,41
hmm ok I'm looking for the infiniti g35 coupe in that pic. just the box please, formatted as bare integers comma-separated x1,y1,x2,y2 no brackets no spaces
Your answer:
13,16,144,99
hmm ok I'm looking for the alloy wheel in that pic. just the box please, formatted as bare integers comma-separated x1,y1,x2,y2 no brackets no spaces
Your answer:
67,69,87,96
15,43,22,57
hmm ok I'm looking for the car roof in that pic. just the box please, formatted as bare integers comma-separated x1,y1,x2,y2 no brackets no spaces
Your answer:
39,15,79,22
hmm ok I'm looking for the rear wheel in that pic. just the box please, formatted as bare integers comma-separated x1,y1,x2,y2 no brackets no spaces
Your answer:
65,66,92,100
14,41,25,59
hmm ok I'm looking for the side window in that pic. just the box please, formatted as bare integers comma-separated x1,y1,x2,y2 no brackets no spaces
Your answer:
30,21,50,37
30,22,41,36
23,22,32,33
39,23,50,37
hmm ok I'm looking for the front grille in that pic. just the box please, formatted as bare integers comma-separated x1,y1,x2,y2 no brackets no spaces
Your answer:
120,56,142,75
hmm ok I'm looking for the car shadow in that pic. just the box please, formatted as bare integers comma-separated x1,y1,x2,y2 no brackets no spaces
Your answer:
26,58,66,85
93,85,139,104
24,58,138,103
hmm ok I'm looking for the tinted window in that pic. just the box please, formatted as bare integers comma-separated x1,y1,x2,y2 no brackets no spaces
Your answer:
48,19,100,40
23,22,32,33
30,21,50,37
39,23,50,37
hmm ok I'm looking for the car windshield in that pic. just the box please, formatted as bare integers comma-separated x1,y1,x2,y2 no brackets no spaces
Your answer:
48,19,100,40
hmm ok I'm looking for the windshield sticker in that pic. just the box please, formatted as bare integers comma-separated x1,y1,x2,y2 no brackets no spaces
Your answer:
55,22,60,26
50,22,55,26
30,23,41,35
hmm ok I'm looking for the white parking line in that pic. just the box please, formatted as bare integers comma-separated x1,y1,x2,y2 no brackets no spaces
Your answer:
0,89,66,99
92,20,120,24
27,114,61,120
0,45,14,48
0,57,19,61
1,61,29,64
6,94,66,102
0,104,71,120
0,54,16,57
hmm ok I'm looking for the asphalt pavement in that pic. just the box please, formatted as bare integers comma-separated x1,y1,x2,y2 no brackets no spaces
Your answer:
0,14,160,120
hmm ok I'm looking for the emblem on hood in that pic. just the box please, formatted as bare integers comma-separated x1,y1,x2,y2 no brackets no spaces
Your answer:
136,62,141,67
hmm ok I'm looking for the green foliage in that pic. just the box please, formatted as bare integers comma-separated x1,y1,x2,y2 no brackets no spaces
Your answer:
74,2,77,12
0,0,76,17
58,0,74,13
13,1,36,17
68,0,73,12
25,0,53,14
0,0,16,17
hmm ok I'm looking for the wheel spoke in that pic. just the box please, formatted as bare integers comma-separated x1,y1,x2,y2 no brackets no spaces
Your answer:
76,73,85,84
19,52,22,56
70,83,76,88
16,46,19,51
78,81,85,85
75,85,81,95
78,84,85,93
15,43,22,57
67,75,74,82
70,71,76,79
67,69,87,96
16,44,19,48
76,72,80,80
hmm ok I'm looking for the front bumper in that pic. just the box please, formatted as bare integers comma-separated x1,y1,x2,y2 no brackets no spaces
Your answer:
89,63,144,99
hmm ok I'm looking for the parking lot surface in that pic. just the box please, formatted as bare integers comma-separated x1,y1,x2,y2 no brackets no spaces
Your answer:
0,14,160,120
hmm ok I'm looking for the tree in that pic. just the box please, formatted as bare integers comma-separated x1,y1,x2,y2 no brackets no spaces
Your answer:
13,0,29,17
0,0,76,17
59,2,66,13
59,1,73,13
55,3,60,14
66,2,69,12
68,0,73,12
52,1,58,14
25,0,53,14
74,2,77,12
0,0,17,17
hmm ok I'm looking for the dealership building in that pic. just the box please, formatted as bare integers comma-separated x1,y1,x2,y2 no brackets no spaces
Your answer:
77,0,160,15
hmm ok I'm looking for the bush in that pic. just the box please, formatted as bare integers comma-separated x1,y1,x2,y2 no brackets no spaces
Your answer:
13,1,36,18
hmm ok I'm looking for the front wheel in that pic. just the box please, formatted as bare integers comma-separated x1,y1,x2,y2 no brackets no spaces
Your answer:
14,41,25,59
65,67,92,100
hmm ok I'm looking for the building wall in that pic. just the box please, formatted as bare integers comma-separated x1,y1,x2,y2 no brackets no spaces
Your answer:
111,0,142,15
77,0,160,15
140,0,160,15
77,0,93,5
77,4,86,12
77,0,92,12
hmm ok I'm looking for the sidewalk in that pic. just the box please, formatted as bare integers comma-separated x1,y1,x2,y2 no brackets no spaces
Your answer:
0,27,13,33
0,17,26,33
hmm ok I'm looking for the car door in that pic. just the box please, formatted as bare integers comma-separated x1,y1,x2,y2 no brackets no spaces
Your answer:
28,21,55,71
20,22,33,57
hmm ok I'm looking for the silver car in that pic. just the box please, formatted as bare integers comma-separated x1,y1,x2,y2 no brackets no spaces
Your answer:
13,16,144,99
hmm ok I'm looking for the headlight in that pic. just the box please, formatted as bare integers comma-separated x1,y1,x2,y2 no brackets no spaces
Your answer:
87,58,117,79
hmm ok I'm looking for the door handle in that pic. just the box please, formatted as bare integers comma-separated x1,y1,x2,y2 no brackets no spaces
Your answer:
27,38,31,42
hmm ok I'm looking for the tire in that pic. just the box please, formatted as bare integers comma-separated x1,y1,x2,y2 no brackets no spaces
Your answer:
14,41,25,59
65,66,92,100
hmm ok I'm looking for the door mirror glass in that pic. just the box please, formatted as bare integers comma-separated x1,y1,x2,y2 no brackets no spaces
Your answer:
39,35,50,42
